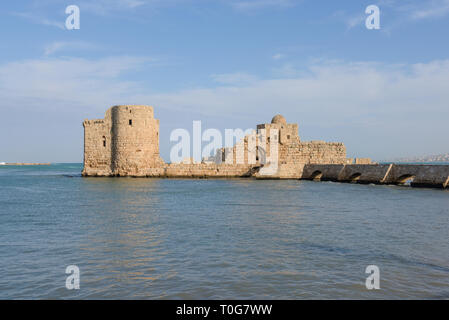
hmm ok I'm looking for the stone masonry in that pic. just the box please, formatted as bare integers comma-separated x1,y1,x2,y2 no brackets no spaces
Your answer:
82,105,449,188
82,105,361,178
83,105,164,176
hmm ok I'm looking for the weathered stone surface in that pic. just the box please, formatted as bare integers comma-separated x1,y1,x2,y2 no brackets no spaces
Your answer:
83,107,348,178
301,164,449,188
354,158,372,164
82,106,449,188
383,164,449,187
339,164,392,183
302,164,345,181
83,105,164,176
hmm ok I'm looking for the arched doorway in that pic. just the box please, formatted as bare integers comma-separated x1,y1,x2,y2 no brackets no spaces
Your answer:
396,174,415,186
348,173,362,183
310,170,323,181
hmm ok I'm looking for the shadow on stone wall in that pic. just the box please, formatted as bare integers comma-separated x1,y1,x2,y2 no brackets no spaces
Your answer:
301,164,449,189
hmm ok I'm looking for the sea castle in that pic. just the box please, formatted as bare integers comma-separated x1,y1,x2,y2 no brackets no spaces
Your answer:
82,105,449,189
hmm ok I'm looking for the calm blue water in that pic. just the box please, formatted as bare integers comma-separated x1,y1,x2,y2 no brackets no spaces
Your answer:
0,164,448,299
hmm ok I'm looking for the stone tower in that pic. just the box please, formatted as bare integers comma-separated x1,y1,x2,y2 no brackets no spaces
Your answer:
82,105,164,176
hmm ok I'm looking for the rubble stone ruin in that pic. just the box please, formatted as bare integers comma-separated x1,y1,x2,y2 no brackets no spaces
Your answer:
82,105,449,188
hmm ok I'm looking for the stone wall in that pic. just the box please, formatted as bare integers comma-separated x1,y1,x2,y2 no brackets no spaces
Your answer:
301,164,449,188
164,163,254,178
82,106,449,188
295,141,347,164
339,164,391,183
211,115,347,178
354,158,372,164
82,107,352,179
82,105,163,176
301,164,345,181
83,118,112,176
384,164,449,187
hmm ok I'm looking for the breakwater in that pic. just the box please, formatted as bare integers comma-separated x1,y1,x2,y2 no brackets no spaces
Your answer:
301,164,449,189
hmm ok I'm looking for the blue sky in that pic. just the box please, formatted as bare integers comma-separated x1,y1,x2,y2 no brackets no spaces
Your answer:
0,0,449,162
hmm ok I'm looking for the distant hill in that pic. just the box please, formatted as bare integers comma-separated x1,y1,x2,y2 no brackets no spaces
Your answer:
386,153,449,163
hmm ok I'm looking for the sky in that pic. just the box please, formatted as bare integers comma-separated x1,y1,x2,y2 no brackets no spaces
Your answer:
0,0,448,163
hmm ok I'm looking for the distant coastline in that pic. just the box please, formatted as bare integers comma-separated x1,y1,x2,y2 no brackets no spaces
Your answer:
0,163,51,166
384,153,449,163
379,161,449,166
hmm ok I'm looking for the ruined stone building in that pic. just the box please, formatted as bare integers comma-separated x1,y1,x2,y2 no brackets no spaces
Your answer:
208,114,348,178
83,105,355,178
82,105,449,188
83,105,164,177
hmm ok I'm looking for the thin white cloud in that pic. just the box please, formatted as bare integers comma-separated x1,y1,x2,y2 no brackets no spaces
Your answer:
333,1,449,32
12,11,65,30
75,0,180,15
77,0,146,15
44,41,98,56
0,56,155,111
229,0,297,11
408,0,449,19
377,0,449,28
272,53,285,60
118,0,147,8
1,57,448,159
144,59,449,158
211,72,258,85
15,0,176,19
346,15,365,29
271,63,299,77
2,57,449,120
1,57,448,115
332,10,365,30
375,0,449,33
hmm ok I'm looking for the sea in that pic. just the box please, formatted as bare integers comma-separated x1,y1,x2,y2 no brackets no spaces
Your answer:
0,163,448,299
